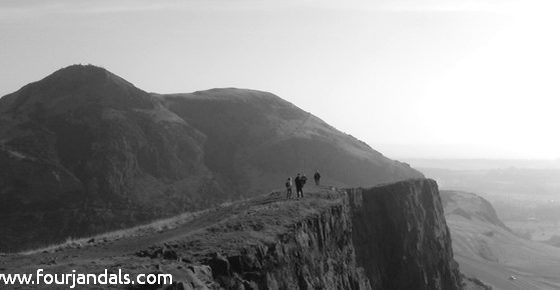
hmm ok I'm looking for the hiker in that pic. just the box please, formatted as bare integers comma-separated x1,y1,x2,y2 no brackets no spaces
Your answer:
314,170,321,186
301,174,308,198
295,173,304,199
285,177,293,199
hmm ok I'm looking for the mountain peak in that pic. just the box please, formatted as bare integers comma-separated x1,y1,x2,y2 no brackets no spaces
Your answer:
0,64,152,113
54,63,108,74
43,64,137,92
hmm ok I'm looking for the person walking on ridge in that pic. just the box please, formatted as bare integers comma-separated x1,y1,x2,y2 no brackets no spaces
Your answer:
285,177,293,199
295,173,304,199
314,170,321,186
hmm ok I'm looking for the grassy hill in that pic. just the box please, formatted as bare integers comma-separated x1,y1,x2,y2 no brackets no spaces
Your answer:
0,64,422,252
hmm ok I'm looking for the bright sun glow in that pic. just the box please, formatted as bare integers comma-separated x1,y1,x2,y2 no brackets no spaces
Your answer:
1,0,559,159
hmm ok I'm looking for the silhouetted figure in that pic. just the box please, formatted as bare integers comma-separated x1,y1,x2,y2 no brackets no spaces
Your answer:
295,173,304,199
314,170,321,186
285,177,293,199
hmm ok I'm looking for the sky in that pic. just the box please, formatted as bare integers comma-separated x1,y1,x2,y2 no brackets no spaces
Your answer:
1,0,559,159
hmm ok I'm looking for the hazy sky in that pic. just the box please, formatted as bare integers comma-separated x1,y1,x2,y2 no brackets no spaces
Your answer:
1,0,559,159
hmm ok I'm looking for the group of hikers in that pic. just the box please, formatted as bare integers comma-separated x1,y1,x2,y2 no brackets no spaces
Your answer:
285,170,321,199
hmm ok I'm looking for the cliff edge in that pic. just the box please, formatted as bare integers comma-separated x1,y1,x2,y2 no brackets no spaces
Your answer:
349,179,461,290
2,179,460,289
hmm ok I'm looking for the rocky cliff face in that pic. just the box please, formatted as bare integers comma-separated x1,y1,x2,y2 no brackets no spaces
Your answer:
128,179,460,290
193,202,372,289
348,179,461,290
0,65,422,252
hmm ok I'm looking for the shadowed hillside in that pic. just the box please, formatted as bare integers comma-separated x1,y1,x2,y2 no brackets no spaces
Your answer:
442,190,560,289
0,64,422,252
161,88,420,194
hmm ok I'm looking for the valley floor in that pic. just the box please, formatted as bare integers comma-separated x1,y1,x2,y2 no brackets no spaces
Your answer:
458,255,560,290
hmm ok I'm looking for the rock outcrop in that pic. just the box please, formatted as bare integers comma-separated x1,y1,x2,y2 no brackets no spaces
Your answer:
349,179,461,290
195,202,372,289
0,65,422,252
138,179,460,289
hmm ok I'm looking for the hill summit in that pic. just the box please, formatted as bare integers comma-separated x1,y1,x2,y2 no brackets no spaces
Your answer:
0,65,153,114
0,64,422,251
